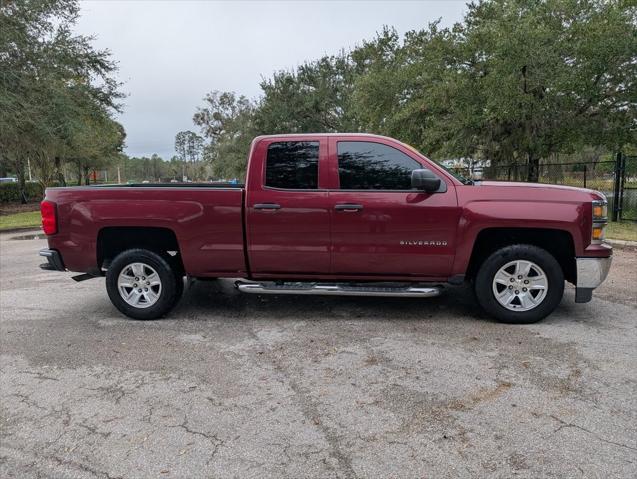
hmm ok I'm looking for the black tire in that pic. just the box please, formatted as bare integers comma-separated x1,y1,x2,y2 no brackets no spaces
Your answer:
106,249,181,320
174,274,185,304
172,274,185,306
474,244,564,324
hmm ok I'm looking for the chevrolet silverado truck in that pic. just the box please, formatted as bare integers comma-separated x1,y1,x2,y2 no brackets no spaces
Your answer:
39,133,612,323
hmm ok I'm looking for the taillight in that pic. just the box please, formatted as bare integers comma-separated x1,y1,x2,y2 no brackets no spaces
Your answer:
41,200,57,235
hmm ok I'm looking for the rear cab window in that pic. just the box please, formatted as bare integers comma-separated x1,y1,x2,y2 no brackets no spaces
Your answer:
265,141,319,189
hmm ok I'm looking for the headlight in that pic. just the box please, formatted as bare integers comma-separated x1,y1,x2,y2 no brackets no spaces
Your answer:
591,199,608,244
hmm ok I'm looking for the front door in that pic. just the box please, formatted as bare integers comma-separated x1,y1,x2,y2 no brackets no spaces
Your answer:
329,139,460,278
246,137,331,275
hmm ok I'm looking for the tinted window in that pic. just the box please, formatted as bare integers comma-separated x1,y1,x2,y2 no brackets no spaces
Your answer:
265,141,319,189
338,141,422,190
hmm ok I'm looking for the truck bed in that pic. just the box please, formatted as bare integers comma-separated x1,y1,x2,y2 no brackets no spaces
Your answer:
43,185,247,277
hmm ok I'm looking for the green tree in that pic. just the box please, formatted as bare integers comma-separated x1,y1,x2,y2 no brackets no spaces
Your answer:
67,110,125,185
174,130,204,180
189,0,635,182
460,0,636,180
193,91,258,179
0,0,124,199
353,0,636,181
255,53,359,133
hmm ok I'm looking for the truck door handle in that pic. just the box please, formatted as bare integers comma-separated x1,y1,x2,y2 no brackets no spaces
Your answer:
253,203,281,210
335,204,363,212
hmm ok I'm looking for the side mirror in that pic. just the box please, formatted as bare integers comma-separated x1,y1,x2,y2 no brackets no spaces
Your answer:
411,169,441,192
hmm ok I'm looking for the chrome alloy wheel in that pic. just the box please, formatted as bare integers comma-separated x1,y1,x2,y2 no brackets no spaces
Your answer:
117,262,162,308
492,260,548,312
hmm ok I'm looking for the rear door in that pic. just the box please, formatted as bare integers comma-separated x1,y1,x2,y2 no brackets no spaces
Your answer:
328,138,460,278
246,136,331,275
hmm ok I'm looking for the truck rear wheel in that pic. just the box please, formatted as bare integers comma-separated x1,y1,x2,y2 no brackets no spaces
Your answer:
106,249,181,320
474,244,564,324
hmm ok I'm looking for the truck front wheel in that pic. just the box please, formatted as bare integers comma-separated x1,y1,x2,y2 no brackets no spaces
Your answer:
106,249,181,320
474,244,564,324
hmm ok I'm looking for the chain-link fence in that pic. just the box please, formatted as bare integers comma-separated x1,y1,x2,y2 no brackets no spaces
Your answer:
453,155,637,222
618,156,637,222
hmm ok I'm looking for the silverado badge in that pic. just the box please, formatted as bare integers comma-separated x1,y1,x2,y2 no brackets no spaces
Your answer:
400,240,448,246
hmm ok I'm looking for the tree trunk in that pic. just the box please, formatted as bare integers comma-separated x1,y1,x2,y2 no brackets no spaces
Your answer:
83,166,90,185
0,154,8,177
527,153,540,182
77,162,83,186
54,156,66,186
15,157,27,204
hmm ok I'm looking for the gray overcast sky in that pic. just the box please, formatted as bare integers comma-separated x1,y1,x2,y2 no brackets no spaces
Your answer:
75,0,467,158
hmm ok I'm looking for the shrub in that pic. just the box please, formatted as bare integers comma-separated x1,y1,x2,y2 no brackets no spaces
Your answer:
0,182,44,203
0,182,66,203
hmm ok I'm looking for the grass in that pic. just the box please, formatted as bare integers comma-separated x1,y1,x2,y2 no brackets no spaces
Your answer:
0,211,41,231
0,209,635,241
606,221,637,242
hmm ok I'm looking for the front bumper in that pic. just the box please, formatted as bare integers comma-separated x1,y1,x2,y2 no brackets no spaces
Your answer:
39,248,65,271
574,256,612,303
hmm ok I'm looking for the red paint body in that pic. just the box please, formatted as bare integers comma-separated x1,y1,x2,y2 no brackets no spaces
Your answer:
43,134,611,281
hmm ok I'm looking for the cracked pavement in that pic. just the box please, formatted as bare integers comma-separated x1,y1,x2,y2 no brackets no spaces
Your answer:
1,232,636,478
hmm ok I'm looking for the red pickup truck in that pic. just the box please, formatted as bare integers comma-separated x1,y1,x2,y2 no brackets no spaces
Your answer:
39,133,612,323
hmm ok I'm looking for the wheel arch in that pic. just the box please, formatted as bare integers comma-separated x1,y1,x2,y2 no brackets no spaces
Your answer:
96,226,184,275
465,227,576,284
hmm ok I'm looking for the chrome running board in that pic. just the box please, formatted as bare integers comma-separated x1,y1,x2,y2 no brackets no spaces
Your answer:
236,280,442,298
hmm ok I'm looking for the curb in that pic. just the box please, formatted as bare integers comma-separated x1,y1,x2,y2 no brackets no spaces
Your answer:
0,227,42,235
607,238,637,249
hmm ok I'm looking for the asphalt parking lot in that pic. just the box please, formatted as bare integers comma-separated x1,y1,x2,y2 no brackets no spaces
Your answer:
1,231,636,478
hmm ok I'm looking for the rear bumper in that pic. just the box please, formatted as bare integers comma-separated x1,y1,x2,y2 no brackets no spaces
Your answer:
574,256,612,303
39,249,65,271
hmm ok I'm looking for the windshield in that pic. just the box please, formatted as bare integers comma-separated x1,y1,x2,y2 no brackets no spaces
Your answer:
400,142,474,185
433,161,474,185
